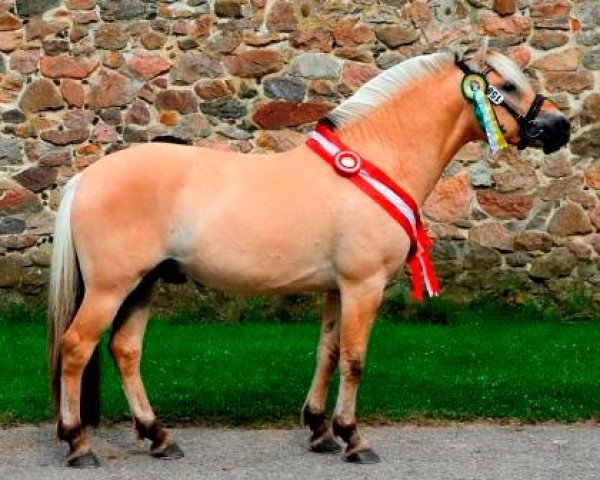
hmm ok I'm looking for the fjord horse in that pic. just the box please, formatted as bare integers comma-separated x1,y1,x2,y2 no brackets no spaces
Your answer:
49,49,570,467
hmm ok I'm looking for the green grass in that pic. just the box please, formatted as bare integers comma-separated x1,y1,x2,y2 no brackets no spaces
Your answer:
1,300,600,425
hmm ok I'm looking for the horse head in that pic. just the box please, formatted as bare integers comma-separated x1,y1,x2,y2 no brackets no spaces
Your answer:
456,47,570,154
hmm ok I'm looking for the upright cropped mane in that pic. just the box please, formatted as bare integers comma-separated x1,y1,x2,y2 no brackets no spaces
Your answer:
327,52,454,128
326,50,532,129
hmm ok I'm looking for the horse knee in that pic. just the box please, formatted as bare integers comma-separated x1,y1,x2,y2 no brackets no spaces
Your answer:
60,331,88,371
109,337,141,376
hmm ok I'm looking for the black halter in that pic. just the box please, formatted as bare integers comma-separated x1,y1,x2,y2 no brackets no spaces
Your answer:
456,59,546,150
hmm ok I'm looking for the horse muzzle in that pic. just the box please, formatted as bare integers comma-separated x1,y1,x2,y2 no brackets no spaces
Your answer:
525,112,570,154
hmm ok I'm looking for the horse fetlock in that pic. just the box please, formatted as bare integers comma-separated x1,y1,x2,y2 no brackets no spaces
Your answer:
134,418,172,451
332,418,360,447
57,420,83,444
302,405,326,433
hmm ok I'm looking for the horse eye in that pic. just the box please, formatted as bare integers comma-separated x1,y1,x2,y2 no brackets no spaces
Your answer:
502,81,517,93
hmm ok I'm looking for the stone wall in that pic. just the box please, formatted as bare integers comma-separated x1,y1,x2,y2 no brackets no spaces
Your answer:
0,0,598,306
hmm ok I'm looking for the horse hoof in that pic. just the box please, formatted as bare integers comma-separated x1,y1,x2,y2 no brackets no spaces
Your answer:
344,448,381,464
152,442,185,460
67,451,101,468
310,435,342,454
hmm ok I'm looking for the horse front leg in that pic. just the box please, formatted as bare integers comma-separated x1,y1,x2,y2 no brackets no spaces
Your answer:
302,291,342,453
332,279,384,464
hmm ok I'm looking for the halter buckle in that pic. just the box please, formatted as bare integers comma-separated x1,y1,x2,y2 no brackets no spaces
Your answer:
334,150,362,176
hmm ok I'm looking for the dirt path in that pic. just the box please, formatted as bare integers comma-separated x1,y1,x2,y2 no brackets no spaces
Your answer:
0,423,599,479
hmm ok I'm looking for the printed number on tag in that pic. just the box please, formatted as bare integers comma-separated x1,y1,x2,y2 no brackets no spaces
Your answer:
486,86,504,105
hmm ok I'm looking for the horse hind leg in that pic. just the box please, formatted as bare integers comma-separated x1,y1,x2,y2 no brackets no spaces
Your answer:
58,287,127,468
302,291,342,454
109,271,183,460
332,279,384,464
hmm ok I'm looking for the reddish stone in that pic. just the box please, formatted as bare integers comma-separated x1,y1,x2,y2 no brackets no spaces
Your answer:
214,0,242,18
94,23,129,50
532,48,580,72
78,144,102,156
493,0,516,16
207,29,241,53
454,143,485,163
0,187,42,215
190,15,211,39
252,101,332,129
423,172,472,223
405,2,431,27
481,14,531,38
0,234,37,250
223,50,282,78
127,53,171,80
530,0,570,29
476,190,533,220
60,79,85,108
63,110,94,129
159,111,180,126
155,90,197,113
0,13,22,31
514,231,553,252
331,19,374,47
41,128,89,146
530,30,569,50
74,10,98,24
289,27,333,52
126,100,151,125
469,223,512,251
141,30,166,50
243,31,281,47
542,152,572,178
40,55,98,79
506,45,530,68
103,51,124,69
580,93,600,126
547,202,593,236
10,50,40,74
256,129,304,152
584,163,600,190
375,24,420,48
341,62,379,90
0,30,22,52
91,123,117,143
266,0,296,32
568,239,592,260
19,79,64,113
194,79,234,101
13,167,57,193
543,71,594,94
171,53,224,84
172,19,189,36
66,0,97,8
541,176,583,201
88,69,134,108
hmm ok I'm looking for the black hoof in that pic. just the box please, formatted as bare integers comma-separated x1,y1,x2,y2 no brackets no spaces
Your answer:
67,451,101,468
310,436,342,454
344,447,381,464
152,442,185,460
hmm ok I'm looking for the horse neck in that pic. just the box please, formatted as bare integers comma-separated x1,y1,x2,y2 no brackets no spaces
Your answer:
336,65,481,206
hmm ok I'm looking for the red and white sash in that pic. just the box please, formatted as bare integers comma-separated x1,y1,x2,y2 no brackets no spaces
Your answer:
307,122,440,301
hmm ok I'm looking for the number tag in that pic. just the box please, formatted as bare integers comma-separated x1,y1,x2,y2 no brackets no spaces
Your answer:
486,86,504,105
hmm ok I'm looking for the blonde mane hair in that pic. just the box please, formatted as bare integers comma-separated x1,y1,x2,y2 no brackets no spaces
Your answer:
327,50,532,128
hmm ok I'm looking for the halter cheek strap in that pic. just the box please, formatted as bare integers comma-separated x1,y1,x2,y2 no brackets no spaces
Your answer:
456,59,547,151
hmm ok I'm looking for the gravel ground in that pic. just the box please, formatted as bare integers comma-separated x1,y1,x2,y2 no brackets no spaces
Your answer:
0,423,599,479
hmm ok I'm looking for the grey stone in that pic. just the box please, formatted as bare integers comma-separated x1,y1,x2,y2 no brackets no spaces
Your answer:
0,256,23,287
464,245,502,271
506,252,530,268
0,136,23,166
0,217,26,235
2,110,26,124
263,76,307,102
577,31,600,47
469,161,492,188
170,113,211,141
288,53,341,80
217,124,253,140
199,99,247,119
16,0,60,17
99,108,122,125
171,54,224,85
529,248,576,280
375,52,406,70
0,55,5,74
571,127,600,158
583,48,600,70
99,0,149,21
122,126,149,143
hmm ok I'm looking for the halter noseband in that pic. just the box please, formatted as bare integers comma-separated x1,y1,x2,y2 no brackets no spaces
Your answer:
456,59,546,150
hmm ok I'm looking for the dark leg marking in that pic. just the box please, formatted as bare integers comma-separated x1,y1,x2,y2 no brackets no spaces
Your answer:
134,418,184,459
58,421,101,468
348,358,363,379
302,406,341,454
332,419,358,445
332,418,380,464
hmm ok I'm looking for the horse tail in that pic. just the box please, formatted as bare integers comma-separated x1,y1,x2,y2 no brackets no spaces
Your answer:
49,173,100,426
